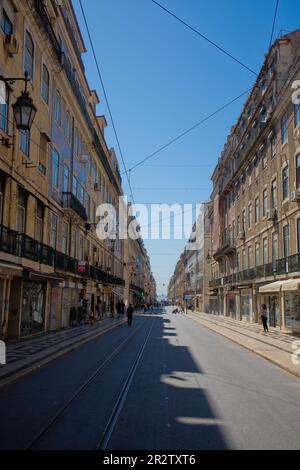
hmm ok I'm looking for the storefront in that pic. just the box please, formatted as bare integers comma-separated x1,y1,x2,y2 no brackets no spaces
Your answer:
227,292,238,319
240,288,252,322
259,278,300,331
21,279,46,337
284,290,300,332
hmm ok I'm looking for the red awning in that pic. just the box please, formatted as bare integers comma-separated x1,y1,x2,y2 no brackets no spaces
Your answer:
23,268,63,284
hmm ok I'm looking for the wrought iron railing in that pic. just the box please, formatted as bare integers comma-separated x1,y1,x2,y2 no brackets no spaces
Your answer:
62,192,88,222
0,224,125,286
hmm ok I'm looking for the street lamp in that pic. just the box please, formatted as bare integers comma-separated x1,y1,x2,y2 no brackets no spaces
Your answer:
0,72,37,132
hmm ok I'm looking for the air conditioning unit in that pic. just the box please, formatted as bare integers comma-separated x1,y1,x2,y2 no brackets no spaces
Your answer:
291,189,300,202
238,230,245,241
4,35,19,55
267,208,277,220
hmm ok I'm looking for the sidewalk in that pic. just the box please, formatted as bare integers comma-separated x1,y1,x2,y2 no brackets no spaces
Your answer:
0,315,126,387
186,311,300,378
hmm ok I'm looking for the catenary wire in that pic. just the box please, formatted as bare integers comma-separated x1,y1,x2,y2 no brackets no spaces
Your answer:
121,88,252,175
269,0,280,49
150,0,258,76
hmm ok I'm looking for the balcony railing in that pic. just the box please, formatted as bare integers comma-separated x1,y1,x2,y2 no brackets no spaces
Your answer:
0,224,125,287
209,254,300,287
62,192,88,222
0,225,19,256
33,0,62,63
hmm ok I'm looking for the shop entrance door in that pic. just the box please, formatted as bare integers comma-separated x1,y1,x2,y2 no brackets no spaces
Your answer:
269,296,279,327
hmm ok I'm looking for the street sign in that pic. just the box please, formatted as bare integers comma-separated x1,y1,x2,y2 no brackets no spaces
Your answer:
184,294,194,300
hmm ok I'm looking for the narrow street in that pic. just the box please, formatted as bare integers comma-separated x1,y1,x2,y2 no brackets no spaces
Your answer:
0,307,300,450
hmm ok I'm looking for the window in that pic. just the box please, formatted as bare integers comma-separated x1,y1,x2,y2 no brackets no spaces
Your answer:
270,134,277,159
71,228,76,258
296,154,300,189
297,219,300,253
1,9,13,35
93,163,97,186
24,31,34,78
255,241,259,267
35,201,44,243
41,64,49,104
271,179,277,209
262,189,268,217
241,248,245,271
39,132,48,175
17,189,27,233
20,129,30,156
78,184,84,204
86,194,90,220
72,175,77,196
247,245,252,268
74,128,78,156
282,165,289,200
87,156,91,176
63,165,69,192
52,149,59,188
92,200,96,224
255,197,259,223
283,225,289,258
262,152,267,169
237,215,241,234
294,94,300,128
0,82,8,132
281,112,288,144
263,238,268,264
242,209,246,230
50,212,58,248
54,91,61,125
62,222,68,254
272,232,278,263
79,235,84,260
248,204,252,229
65,112,71,143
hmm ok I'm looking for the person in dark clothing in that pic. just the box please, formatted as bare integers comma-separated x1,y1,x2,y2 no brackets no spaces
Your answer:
261,304,268,332
69,307,77,326
127,304,134,326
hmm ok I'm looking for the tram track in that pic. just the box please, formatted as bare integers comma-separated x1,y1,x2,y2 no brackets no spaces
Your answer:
25,317,155,450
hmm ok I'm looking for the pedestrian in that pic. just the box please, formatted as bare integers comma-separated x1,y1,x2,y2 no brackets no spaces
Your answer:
69,306,77,326
261,304,268,332
127,303,134,326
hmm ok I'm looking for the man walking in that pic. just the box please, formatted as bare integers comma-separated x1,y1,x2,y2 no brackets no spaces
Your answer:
127,304,134,326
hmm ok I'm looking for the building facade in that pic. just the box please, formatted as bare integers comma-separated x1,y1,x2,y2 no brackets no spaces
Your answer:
0,0,153,339
168,202,211,311
208,30,300,332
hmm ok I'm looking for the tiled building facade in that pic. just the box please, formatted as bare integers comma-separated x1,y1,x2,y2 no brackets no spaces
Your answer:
0,0,155,339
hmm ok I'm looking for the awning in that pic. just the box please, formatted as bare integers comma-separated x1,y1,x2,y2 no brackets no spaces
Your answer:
282,279,300,291
23,268,64,284
112,287,124,300
259,279,300,293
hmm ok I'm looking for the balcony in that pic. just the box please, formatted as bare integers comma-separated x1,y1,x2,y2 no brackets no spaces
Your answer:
209,254,300,289
0,225,19,256
213,233,236,260
33,0,62,63
62,192,88,222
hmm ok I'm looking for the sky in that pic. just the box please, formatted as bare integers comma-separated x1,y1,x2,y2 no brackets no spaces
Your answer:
73,0,300,297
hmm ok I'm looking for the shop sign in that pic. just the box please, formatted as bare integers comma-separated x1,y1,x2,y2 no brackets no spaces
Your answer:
77,262,87,273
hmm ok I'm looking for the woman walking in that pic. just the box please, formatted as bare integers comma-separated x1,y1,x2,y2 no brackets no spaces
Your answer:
261,304,268,333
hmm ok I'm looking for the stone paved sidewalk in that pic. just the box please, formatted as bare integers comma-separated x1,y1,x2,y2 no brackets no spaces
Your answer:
186,311,300,378
0,315,126,386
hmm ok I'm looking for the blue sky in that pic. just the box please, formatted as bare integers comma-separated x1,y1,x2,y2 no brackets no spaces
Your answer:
73,0,300,296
